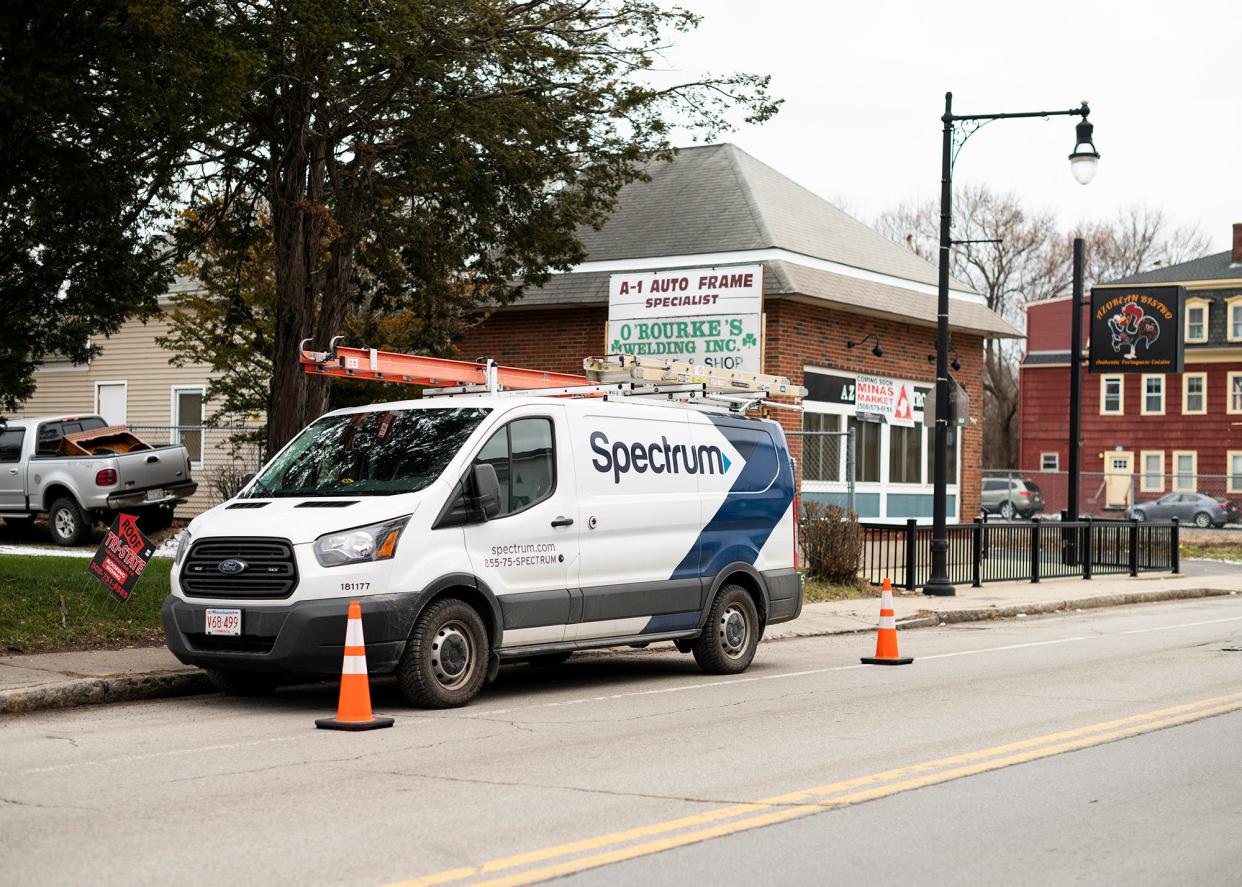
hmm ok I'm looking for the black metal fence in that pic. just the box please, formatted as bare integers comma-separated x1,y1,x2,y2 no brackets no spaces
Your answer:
860,517,1180,589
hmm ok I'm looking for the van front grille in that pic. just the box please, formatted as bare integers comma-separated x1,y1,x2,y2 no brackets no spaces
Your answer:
181,538,298,599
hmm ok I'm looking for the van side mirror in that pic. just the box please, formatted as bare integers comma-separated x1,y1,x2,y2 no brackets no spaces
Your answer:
471,463,502,519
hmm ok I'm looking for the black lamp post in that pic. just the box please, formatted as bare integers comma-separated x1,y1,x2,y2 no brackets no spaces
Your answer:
924,92,1100,597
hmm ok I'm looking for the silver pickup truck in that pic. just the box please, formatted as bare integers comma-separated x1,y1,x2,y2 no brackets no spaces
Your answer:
0,415,198,545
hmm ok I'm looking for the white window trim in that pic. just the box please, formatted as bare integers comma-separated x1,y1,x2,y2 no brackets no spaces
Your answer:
93,380,128,426
1040,452,1059,471
1172,450,1197,493
1140,373,1165,416
1229,372,1242,416
1184,297,1209,344
1140,450,1164,493
1229,296,1242,344
170,385,207,467
1100,374,1124,415
1181,372,1207,415
1228,450,1242,494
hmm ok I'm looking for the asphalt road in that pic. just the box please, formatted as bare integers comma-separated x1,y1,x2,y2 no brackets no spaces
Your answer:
3,596,1242,887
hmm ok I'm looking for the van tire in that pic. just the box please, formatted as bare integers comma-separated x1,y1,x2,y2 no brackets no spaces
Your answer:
48,496,90,546
693,584,759,675
205,669,280,696
397,598,489,708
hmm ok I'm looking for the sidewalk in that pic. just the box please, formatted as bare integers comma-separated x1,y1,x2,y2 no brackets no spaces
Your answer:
3,566,1241,714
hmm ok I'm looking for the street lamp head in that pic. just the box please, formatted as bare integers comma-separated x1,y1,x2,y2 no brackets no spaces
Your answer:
1069,116,1100,185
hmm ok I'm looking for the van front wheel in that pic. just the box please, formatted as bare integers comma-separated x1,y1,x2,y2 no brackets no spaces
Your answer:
693,584,759,675
397,599,489,708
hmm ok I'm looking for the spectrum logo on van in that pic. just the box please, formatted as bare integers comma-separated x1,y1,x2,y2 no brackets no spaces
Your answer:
589,432,732,483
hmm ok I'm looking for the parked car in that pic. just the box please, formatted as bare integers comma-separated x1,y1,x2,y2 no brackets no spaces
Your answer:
981,477,1046,520
0,415,197,545
1127,493,1239,528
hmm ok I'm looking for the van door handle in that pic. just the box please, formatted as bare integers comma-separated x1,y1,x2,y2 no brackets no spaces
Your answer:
550,516,574,528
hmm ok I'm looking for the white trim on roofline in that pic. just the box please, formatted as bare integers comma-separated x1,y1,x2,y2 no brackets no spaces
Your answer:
568,247,985,305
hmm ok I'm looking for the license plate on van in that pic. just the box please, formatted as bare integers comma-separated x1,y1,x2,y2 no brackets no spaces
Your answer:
145,488,164,501
205,609,241,636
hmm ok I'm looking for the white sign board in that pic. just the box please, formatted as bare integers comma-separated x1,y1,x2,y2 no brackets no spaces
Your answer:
855,374,917,427
607,265,763,371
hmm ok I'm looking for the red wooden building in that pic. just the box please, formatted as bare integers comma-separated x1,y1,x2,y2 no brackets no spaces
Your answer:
1019,224,1242,514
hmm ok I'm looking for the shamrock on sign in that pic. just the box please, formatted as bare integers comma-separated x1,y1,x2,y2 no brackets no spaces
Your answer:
741,332,757,347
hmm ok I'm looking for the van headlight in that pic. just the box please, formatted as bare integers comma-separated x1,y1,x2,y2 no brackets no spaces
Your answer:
313,516,410,567
174,529,192,566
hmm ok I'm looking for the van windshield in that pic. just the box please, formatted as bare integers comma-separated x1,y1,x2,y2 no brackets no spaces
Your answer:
250,407,491,498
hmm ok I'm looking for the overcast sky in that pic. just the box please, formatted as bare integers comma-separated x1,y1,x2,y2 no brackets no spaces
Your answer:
661,0,1240,252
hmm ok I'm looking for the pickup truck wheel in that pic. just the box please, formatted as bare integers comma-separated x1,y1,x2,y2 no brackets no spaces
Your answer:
205,669,280,696
48,497,90,546
692,584,759,675
397,599,488,708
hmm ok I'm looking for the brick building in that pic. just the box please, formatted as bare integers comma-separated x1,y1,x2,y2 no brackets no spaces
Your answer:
455,144,1019,521
1019,223,1242,512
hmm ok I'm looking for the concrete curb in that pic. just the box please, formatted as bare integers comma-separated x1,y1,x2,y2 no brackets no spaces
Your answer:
0,670,212,715
2,587,1237,715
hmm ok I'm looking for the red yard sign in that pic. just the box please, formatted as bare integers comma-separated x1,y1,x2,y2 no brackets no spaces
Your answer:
88,514,155,603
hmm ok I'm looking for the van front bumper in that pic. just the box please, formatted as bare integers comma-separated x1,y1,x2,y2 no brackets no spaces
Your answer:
161,593,413,678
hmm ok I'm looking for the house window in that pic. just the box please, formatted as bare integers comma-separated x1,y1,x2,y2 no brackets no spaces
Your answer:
172,386,205,466
1184,299,1208,343
1141,374,1164,415
1140,451,1164,493
1229,451,1242,494
801,412,841,482
1230,297,1242,343
94,381,127,426
1230,373,1242,415
888,425,922,484
1172,451,1197,492
1041,452,1059,471
1182,373,1206,415
1100,375,1124,415
848,417,881,483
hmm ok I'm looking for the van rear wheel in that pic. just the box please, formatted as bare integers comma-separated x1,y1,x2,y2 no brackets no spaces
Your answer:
397,599,489,708
693,584,759,675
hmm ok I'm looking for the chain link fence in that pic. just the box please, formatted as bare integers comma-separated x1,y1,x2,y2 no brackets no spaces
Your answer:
128,425,265,518
787,429,856,514
982,469,1240,524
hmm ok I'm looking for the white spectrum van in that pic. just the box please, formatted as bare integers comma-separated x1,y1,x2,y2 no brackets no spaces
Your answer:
162,395,802,707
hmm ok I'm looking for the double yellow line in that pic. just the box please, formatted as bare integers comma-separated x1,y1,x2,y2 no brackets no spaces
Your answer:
390,690,1242,887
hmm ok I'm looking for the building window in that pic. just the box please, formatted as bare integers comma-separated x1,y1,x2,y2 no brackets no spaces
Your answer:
1230,297,1242,343
1184,299,1208,343
1140,451,1164,493
1100,375,1124,415
171,386,205,466
1229,451,1242,494
1041,452,1059,471
849,417,881,483
1172,451,1197,492
801,412,841,482
1141,374,1164,415
888,425,922,484
1230,373,1242,415
1182,373,1206,415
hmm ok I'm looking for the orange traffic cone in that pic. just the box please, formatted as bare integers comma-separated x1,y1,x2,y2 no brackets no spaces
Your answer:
315,600,395,731
861,578,913,665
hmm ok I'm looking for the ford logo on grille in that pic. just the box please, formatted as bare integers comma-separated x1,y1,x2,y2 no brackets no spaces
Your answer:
218,558,248,574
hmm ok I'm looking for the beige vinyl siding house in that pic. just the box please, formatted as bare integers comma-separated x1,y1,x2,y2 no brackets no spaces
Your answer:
11,281,262,516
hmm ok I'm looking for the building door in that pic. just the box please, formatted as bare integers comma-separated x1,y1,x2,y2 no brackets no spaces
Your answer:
95,382,127,426
1105,452,1133,509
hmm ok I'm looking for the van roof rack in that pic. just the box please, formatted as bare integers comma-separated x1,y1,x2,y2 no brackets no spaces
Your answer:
298,340,806,414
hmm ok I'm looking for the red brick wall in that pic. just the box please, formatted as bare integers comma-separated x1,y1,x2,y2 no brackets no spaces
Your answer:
453,299,986,518
763,300,984,519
